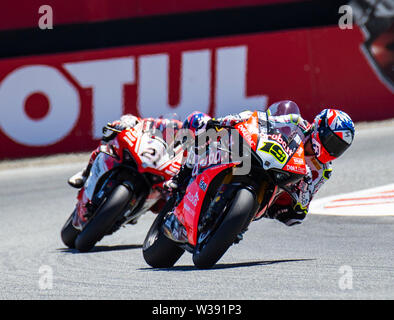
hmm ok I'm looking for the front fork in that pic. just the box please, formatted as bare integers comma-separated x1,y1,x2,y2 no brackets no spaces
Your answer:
198,183,241,233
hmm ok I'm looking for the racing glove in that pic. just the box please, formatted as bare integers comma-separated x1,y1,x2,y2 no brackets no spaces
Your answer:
102,115,140,142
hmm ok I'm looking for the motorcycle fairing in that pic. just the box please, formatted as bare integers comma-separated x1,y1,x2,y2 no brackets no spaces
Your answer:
233,110,307,175
174,162,240,246
234,111,260,151
74,152,119,229
117,124,183,181
84,152,118,200
283,142,307,175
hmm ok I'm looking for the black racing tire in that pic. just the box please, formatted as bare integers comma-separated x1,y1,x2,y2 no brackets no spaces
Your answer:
192,188,256,269
60,210,80,249
75,184,132,252
142,201,185,268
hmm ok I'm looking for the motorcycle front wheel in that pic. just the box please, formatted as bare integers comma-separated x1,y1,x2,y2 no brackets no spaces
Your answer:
75,184,132,252
192,188,256,269
60,209,80,249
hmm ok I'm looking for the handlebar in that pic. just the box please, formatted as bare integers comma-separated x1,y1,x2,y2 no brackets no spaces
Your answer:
207,120,235,130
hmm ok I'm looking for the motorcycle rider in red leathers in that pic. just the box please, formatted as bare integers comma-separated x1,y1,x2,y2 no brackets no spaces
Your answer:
165,100,355,226
68,114,182,191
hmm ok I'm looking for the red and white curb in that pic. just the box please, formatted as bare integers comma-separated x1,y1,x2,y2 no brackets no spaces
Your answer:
309,184,394,216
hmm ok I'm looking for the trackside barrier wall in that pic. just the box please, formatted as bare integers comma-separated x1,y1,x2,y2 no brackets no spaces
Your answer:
0,26,393,159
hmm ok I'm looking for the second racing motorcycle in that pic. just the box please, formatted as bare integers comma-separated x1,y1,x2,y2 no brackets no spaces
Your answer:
142,111,307,269
61,122,183,252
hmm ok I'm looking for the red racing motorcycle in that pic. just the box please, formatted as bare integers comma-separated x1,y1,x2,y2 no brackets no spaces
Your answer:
61,122,183,252
142,111,307,268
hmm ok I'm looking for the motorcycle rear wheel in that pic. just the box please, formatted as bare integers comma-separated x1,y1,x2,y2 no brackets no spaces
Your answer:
143,201,185,268
75,184,132,252
192,188,256,269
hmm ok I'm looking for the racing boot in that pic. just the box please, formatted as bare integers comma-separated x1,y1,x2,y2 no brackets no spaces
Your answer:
68,169,88,188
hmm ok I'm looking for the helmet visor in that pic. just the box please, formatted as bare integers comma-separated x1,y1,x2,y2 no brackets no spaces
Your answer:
319,126,351,158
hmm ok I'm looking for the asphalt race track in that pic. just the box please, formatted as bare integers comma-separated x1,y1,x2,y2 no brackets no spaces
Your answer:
1,123,393,300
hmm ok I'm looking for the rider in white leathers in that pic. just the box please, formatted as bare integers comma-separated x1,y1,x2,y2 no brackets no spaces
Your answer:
165,100,355,226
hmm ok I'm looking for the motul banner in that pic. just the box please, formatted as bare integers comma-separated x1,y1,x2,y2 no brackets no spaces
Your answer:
0,26,393,159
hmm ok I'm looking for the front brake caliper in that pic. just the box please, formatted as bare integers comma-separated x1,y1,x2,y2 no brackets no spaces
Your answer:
198,184,237,233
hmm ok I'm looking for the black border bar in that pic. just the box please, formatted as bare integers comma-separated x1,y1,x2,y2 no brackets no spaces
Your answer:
0,0,347,59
